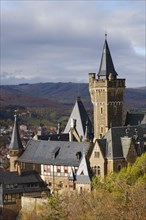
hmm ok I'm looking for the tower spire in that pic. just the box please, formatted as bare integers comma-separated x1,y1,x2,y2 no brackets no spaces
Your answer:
9,115,23,172
9,115,23,150
98,35,118,80
89,35,125,139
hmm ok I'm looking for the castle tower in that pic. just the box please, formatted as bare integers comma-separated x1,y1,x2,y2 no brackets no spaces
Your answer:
89,35,125,139
9,115,23,172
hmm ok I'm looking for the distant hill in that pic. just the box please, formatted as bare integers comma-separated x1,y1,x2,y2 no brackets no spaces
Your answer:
0,83,145,110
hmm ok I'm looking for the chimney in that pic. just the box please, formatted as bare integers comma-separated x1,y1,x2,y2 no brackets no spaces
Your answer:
17,164,22,176
57,122,61,134
69,130,73,142
84,120,89,141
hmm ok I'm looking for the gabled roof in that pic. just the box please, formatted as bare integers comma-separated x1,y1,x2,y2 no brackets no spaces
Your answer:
64,97,93,141
9,115,23,150
76,154,91,184
101,124,146,159
98,36,118,79
125,112,146,126
18,139,89,167
0,170,49,194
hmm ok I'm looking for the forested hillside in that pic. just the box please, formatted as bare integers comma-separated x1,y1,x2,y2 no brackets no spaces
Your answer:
0,83,145,109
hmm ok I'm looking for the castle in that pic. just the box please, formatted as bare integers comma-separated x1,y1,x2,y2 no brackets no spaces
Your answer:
1,35,146,218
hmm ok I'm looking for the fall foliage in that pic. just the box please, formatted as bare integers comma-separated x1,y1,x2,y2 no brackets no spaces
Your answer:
19,153,146,220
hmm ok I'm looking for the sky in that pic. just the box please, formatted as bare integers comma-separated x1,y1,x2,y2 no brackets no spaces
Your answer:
1,0,146,87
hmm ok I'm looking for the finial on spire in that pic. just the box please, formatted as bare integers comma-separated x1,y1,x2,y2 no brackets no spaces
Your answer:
105,31,107,40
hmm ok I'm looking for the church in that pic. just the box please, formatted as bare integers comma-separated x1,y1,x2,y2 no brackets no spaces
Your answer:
2,35,146,198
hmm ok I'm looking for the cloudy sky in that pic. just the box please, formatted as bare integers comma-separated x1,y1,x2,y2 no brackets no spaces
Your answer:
1,0,145,87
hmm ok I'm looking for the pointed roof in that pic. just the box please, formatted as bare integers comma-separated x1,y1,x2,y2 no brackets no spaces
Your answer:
9,115,23,150
98,35,118,79
141,113,146,124
121,137,132,158
76,153,91,184
64,97,93,141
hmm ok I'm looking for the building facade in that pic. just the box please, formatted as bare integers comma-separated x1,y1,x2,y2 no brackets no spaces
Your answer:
89,36,125,139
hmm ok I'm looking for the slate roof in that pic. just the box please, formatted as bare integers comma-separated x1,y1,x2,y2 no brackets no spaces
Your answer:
98,38,118,79
76,176,91,184
0,170,48,194
18,139,89,167
125,112,146,126
0,170,42,185
76,154,91,184
64,97,93,141
9,115,23,150
98,124,146,159
96,139,107,158
38,133,70,141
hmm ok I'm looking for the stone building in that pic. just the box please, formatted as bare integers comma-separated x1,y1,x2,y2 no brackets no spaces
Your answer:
89,124,146,177
89,35,125,139
18,139,92,193
16,36,146,189
2,35,146,209
88,35,146,175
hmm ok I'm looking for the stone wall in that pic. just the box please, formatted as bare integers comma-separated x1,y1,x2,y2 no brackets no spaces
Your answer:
76,183,91,193
0,198,21,220
21,197,47,212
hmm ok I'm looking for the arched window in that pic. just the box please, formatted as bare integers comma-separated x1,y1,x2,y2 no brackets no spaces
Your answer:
92,166,101,176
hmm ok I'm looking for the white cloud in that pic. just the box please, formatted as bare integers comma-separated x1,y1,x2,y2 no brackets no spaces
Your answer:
1,1,145,87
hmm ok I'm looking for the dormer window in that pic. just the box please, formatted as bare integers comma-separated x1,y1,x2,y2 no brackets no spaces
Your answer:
76,152,82,160
52,147,60,159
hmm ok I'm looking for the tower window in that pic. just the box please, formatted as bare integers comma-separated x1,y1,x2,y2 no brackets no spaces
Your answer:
94,151,100,158
100,107,103,115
